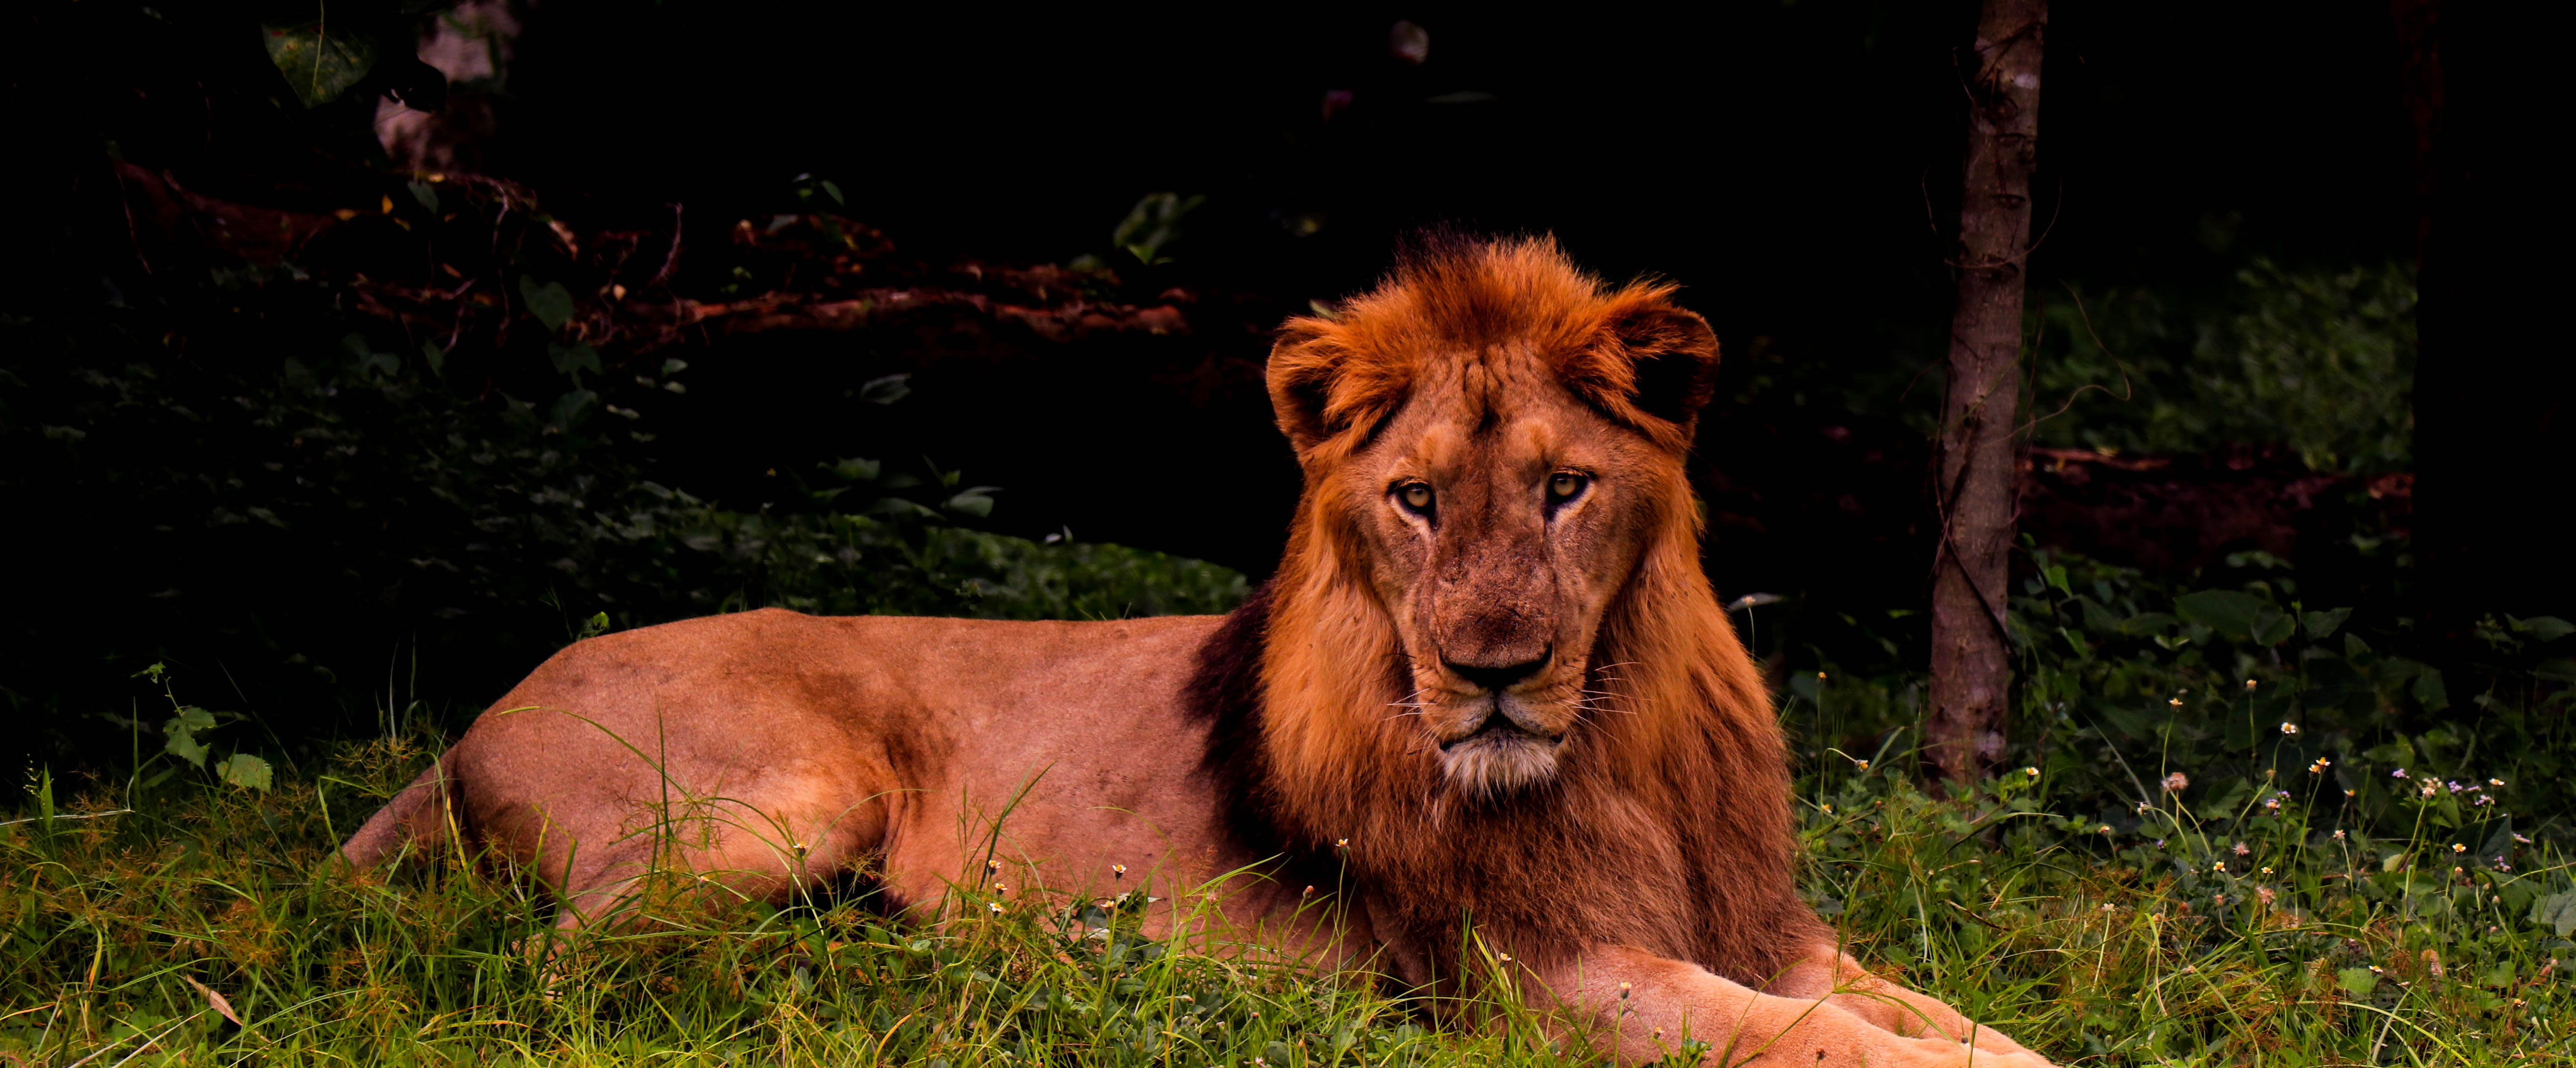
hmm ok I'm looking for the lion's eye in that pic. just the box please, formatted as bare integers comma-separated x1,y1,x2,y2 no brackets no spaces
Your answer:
1399,483,1435,513
1548,472,1588,501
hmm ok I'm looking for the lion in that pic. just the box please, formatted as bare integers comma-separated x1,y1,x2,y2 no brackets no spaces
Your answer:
341,237,2051,1067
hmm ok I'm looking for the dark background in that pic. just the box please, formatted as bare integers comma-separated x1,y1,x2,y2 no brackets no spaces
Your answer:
488,0,2417,571
5,1,2566,765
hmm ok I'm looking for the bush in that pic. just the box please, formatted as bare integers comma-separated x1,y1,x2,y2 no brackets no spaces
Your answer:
2028,259,2417,473
0,172,1244,769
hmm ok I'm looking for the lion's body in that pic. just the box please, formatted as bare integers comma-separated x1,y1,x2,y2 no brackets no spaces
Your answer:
343,611,1329,937
344,239,2050,1067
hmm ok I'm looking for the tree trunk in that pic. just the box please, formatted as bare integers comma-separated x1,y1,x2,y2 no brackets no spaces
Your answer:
1927,0,2045,784
2401,0,2576,636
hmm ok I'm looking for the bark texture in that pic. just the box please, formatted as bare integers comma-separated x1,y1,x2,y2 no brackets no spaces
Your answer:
1927,0,2045,784
2402,0,2576,633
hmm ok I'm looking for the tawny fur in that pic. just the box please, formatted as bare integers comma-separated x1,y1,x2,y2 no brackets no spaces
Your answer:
341,237,2052,1067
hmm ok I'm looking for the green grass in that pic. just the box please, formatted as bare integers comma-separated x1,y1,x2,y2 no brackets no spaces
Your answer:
10,725,2576,1067
11,545,2576,1066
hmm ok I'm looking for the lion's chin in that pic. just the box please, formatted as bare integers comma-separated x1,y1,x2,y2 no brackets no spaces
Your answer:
1438,729,1562,797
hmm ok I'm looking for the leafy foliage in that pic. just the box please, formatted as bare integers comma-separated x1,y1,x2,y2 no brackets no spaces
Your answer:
0,170,1244,766
2029,259,2418,472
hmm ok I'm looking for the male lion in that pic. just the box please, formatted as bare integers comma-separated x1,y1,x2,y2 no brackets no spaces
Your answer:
344,237,2050,1067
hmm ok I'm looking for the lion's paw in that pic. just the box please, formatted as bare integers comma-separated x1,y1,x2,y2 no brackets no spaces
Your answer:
1871,1034,2055,1068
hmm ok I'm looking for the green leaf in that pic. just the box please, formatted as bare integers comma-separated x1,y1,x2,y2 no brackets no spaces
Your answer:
818,179,845,205
213,754,272,792
860,373,912,405
421,340,445,377
2175,590,2264,641
261,23,379,108
2044,564,2071,595
2413,669,2450,711
2336,967,2379,997
2251,609,2297,647
407,180,440,213
2514,615,2576,642
2077,597,2121,634
519,277,576,333
1111,192,1206,265
547,342,601,380
2301,607,2352,640
549,390,598,431
825,457,882,482
162,713,210,769
2533,891,2576,938
2224,699,2257,751
945,488,999,518
2116,611,2175,637
2535,658,2576,683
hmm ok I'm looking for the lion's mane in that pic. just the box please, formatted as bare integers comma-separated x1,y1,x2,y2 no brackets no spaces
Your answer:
1188,238,1825,989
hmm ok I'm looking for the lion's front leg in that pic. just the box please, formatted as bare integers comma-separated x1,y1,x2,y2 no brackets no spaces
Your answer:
1763,943,2044,1061
1538,945,2051,1067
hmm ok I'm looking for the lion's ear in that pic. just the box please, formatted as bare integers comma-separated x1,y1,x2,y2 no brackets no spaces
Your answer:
1267,319,1345,455
1581,299,1720,438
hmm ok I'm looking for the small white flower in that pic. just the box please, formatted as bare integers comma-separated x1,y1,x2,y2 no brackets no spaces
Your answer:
2280,722,2300,735
2232,841,2250,855
2024,766,2040,778
2333,830,2346,840
2162,772,2190,793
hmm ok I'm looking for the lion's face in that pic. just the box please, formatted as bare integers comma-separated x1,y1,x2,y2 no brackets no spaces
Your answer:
1340,355,1669,795
1267,238,1720,799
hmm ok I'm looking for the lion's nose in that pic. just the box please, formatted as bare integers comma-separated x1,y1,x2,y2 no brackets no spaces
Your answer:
1444,649,1551,693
